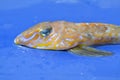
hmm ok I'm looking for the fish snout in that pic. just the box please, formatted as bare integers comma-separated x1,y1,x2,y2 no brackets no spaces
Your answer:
14,32,40,47
14,34,26,45
14,37,20,44
14,33,32,45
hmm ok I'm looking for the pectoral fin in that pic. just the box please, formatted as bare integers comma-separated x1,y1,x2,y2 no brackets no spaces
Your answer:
69,45,112,56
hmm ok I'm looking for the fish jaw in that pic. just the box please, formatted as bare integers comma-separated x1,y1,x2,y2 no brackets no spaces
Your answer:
14,34,25,45
14,34,77,50
14,34,31,46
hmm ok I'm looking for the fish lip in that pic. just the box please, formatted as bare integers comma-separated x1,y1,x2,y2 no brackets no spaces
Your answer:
14,38,16,44
14,37,19,44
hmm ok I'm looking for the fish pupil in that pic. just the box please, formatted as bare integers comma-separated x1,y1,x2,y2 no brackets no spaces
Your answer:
40,27,52,37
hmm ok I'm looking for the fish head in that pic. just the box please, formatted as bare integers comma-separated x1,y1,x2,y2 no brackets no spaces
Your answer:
14,21,79,50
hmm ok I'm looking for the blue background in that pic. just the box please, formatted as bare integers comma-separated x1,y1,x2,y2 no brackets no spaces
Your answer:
0,0,120,80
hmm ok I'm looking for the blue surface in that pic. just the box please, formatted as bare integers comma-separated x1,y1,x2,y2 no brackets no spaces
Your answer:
0,0,120,80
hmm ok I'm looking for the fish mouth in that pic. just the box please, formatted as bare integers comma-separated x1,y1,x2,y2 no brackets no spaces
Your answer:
14,34,25,45
14,37,20,44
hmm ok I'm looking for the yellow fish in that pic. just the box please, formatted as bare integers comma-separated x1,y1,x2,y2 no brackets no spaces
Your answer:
14,21,120,56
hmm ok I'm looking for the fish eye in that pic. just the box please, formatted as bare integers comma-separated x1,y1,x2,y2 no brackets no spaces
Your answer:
40,27,52,37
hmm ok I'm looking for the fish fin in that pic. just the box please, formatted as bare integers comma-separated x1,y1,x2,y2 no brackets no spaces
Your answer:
69,45,112,56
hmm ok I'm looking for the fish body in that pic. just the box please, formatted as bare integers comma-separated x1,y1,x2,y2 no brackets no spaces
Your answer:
14,21,120,56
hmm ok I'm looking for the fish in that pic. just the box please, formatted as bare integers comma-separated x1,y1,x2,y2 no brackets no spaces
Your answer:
14,21,120,56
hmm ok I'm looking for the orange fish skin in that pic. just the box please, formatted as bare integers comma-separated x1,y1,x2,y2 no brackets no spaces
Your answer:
14,21,120,50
